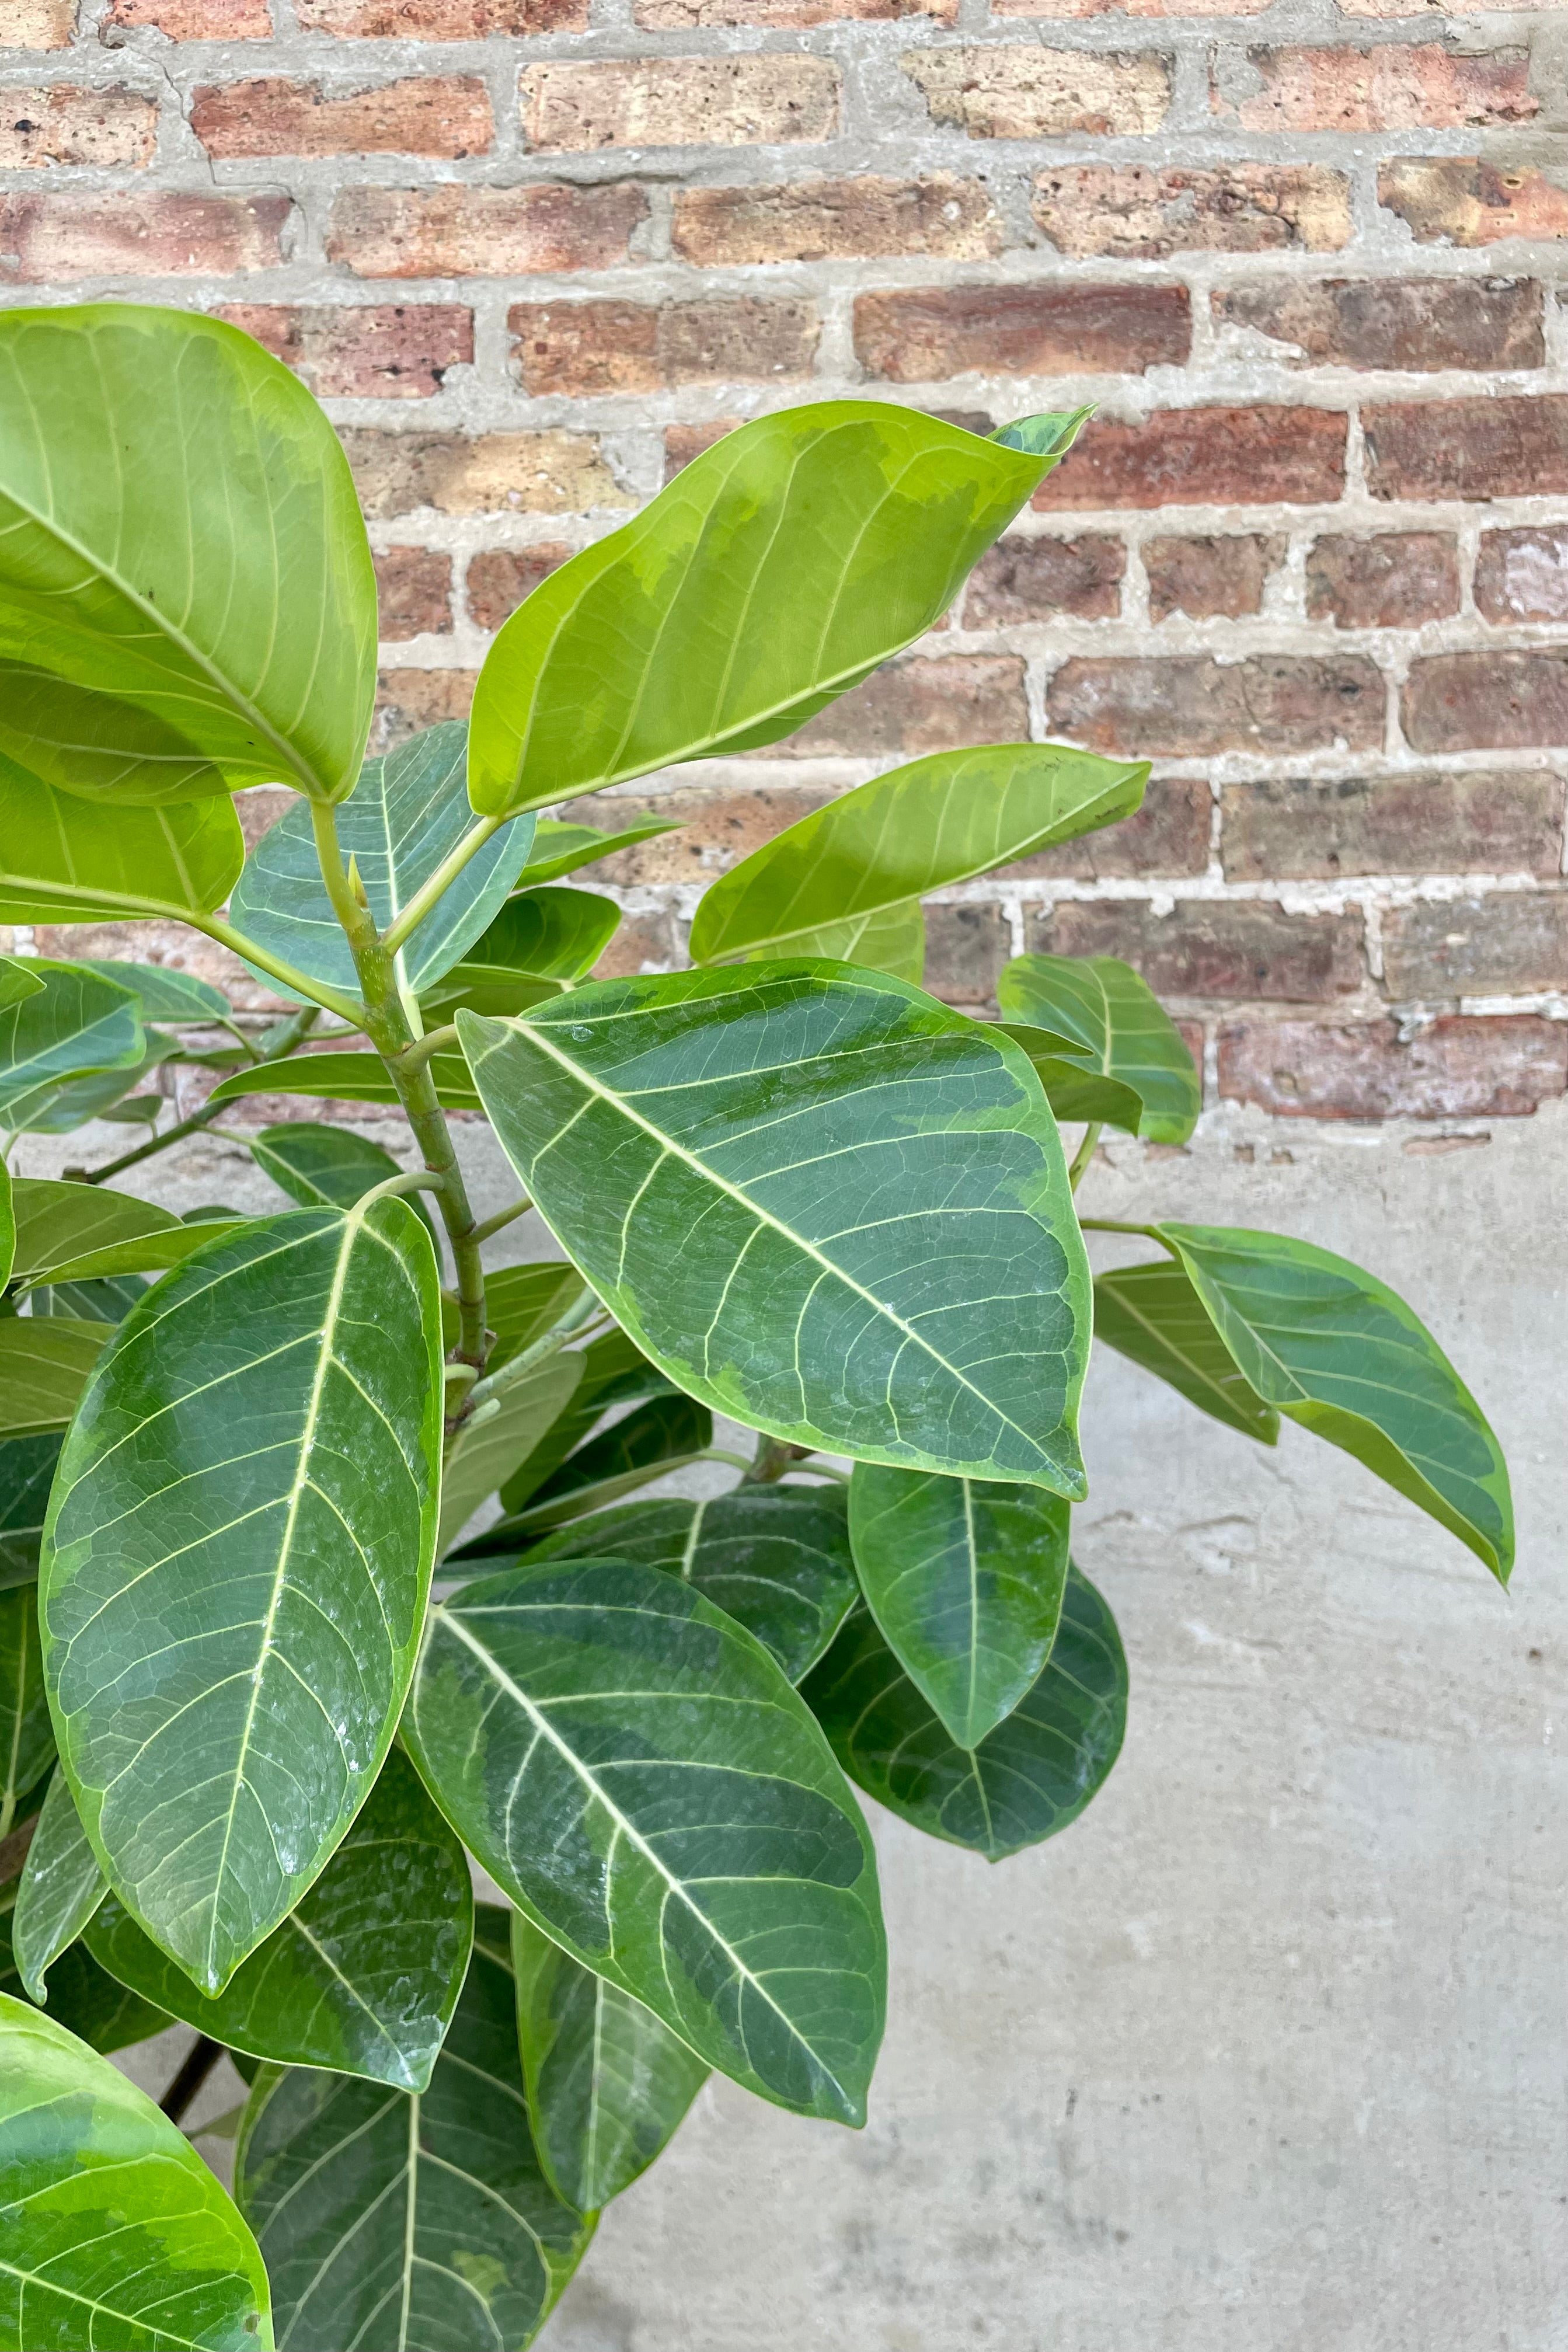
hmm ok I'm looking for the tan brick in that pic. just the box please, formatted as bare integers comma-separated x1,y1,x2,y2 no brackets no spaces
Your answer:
1145,534,1281,622
1305,534,1459,629
1214,276,1542,372
903,47,1170,138
966,534,1125,625
1218,1015,1566,1118
2,0,79,43
1051,654,1385,757
1382,891,1568,999
1475,527,1568,626
1379,159,1568,247
33,920,285,1016
640,0,950,23
342,430,629,518
326,184,648,280
218,304,472,399
0,88,156,170
925,904,1011,1006
1221,771,1564,881
1035,406,1346,512
560,783,831,886
466,546,573,633
0,191,291,281
672,174,1000,266
1404,653,1568,754
375,548,453,641
1005,774,1212,879
235,788,296,854
106,0,271,25
373,668,478,751
521,57,839,151
1032,163,1351,258
593,907,684,980
1217,45,1536,133
510,297,818,396
853,283,1189,381
191,76,493,161
298,0,583,29
785,655,1028,757
1364,396,1568,502
1029,899,1363,1001
664,419,742,481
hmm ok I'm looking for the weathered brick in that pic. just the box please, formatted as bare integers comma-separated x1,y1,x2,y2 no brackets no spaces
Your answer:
1475,527,1568,625
373,668,478,751
1034,406,1346,511
218,304,472,399
236,788,296,854
1379,159,1568,248
593,907,684,980
640,0,950,23
1382,891,1568,1000
1005,775,1212,879
192,76,493,161
1001,0,1269,15
32,920,285,1016
1365,396,1568,503
672,175,999,266
3,0,79,43
521,57,839,151
965,534,1126,625
1216,45,1536,133
343,430,629,518
1145,534,1280,622
1027,899,1363,1000
297,0,583,30
375,548,453,641
1213,276,1543,372
0,88,156,170
1305,534,1459,629
467,545,573,633
924,904,1012,1006
1051,654,1384,757
1404,653,1568,753
853,283,1190,381
1221,771,1563,881
902,47,1170,138
1032,162,1351,258
664,420,741,482
326,184,648,280
786,656,1028,757
104,0,271,28
0,192,290,281
1218,1015,1566,1118
560,783,830,887
510,297,818,396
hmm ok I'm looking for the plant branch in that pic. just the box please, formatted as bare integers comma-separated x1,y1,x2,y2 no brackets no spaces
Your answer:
160,2036,225,2124
400,1024,459,1074
1067,1121,1103,1192
465,1284,598,1414
357,1169,448,1211
69,1007,323,1184
381,814,504,957
469,1196,532,1246
186,911,365,1029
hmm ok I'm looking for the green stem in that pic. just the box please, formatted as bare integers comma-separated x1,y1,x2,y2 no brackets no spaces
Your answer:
742,1433,813,1485
187,910,365,1029
697,1448,756,1476
465,1285,598,1413
400,1024,459,1074
381,814,504,957
469,1196,532,1246
71,1006,323,1185
1067,1121,1103,1193
1077,1217,1164,1239
357,1169,448,1212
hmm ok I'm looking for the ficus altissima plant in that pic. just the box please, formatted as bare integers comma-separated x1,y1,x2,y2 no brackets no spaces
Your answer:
0,305,1512,2352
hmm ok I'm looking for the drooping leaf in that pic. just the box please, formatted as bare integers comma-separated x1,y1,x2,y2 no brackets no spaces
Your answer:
804,1567,1127,1860
690,745,1146,967
512,1908,708,2214
990,406,1093,458
85,1748,472,2092
208,1047,481,1111
229,722,535,1003
406,1557,887,2124
248,1123,440,1257
0,1319,111,1437
999,1022,1147,1138
16,1221,242,1295
459,964,1091,1492
40,1201,443,1994
0,752,245,922
522,814,681,886
848,1467,1071,1750
0,301,374,807
1093,1259,1278,1444
0,957,42,1007
75,962,231,1025
13,1031,177,1138
494,1390,713,1532
0,1992,273,2346
996,954,1200,1146
423,887,621,1017
1,1585,53,1835
235,1905,591,2352
2,1888,172,2054
0,961,143,1130
469,404,1069,818
0,1435,62,1591
438,1353,584,1559
12,1766,106,2003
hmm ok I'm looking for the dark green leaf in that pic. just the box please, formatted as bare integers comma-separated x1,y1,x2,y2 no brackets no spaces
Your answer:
0,961,144,1130
1,1585,52,1836
998,1023,1147,1137
996,954,1200,1145
499,1391,713,1530
76,962,231,1025
0,752,245,922
406,1557,886,2124
522,814,681,886
16,1033,178,1138
248,1123,439,1257
1093,1259,1278,1444
0,1319,111,1437
438,1354,584,1558
424,887,621,1017
2,1890,172,2053
485,1263,587,1373
0,1435,62,1591
12,1766,106,2002
30,1274,148,1323
208,1047,481,1111
989,406,1094,458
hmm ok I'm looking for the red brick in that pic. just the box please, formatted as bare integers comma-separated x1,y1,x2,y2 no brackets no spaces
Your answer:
1305,534,1459,629
1004,775,1212,879
785,656,1028,758
1034,406,1346,511
191,76,493,161
672,175,999,266
0,192,290,281
1214,276,1543,372
1145,534,1280,622
1219,1015,1566,1118
1216,46,1536,133
521,57,839,150
467,546,573,633
640,0,950,23
852,283,1190,381
664,419,741,482
343,430,628,518
1221,771,1563,883
1382,891,1568,999
375,548,452,642
373,668,478,751
593,907,682,980
104,0,270,29
0,88,156,170
559,783,831,886
4,1,80,42
1404,653,1568,754
1051,656,1384,758
510,297,818,396
1027,899,1363,1001
326,184,647,280
218,304,472,399
1032,162,1351,258
1365,396,1568,503
965,535,1126,625
297,0,583,29
903,47,1170,137
1475,527,1568,626
1378,159,1568,249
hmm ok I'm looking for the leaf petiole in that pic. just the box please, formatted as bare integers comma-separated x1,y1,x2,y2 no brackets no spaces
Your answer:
382,813,506,957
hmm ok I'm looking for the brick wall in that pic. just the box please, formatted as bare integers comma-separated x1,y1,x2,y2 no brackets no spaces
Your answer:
5,0,1567,1126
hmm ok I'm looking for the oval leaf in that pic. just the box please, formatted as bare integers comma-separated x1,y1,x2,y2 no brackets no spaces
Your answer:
998,954,1200,1145
1094,1259,1279,1444
208,1047,480,1112
0,1320,111,1438
424,886,621,1018
523,814,681,886
0,961,143,1128
1,1585,53,1834
0,754,245,924
12,1179,179,1281
495,1390,713,1531
438,1353,584,1559
13,1766,107,2003
78,962,231,1025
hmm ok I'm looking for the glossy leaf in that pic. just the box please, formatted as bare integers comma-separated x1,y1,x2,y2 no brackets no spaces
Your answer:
804,1567,1127,1861
11,1179,179,1281
2,1890,172,2054
0,752,245,923
999,1023,1147,1137
991,406,1093,458
248,1123,439,1257
996,954,1200,1146
0,301,374,807
0,1320,111,1438
1,1586,53,1834
848,1467,1071,1750
0,1992,272,2348
497,1391,713,1531
468,404,1067,818
523,814,681,886
424,887,621,1017
0,961,143,1129
513,1908,708,2214
0,958,41,1007
1093,1260,1278,1444
690,745,1145,967
0,1435,62,1591
40,1201,443,1993
12,1767,106,2003
77,963,230,1025
438,1354,584,1559
85,1749,472,2092
15,1033,178,1138
208,1048,481,1112
459,964,1092,1492
235,1905,591,2352
406,1557,887,2124
16,1221,241,1295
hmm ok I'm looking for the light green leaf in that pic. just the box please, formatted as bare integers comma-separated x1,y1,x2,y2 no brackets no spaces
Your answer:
1093,1260,1278,1444
495,1391,713,1531
235,1905,591,2352
2,1888,172,2054
85,1749,472,2092
0,752,245,921
0,1320,111,1437
804,1566,1127,1860
0,1435,62,1591
469,403,1060,819
424,886,621,1018
513,1908,708,2214
848,1467,1071,1750
439,1353,584,1559
0,961,144,1130
13,1766,106,2003
0,1992,273,2347
996,954,1200,1146
998,1023,1147,1137
1152,1224,1513,1581
208,1048,481,1111
690,745,1145,968
40,1201,443,1994
407,1557,887,2123
760,900,926,987
11,1177,178,1278
0,302,374,807
229,722,535,1004
474,1327,676,1528
0,957,42,1008
16,1221,241,1295
1,1586,52,1836
12,1033,178,1139
458,964,1091,1492
990,406,1093,458
523,814,681,886
75,962,230,1025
